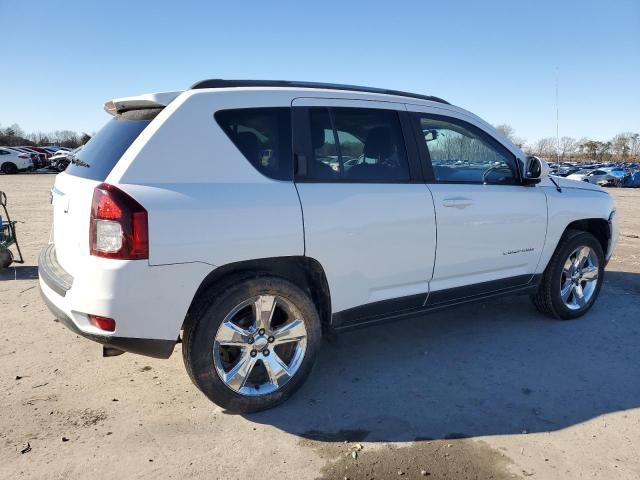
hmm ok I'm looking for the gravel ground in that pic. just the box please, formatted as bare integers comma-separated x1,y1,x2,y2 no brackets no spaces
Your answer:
1,173,639,479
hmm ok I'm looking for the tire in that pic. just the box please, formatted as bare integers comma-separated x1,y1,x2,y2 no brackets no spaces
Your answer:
182,276,322,413
532,230,605,320
0,249,13,269
1,162,18,175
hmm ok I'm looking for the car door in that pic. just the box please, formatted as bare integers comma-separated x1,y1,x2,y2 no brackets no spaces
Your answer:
405,106,547,301
292,98,437,325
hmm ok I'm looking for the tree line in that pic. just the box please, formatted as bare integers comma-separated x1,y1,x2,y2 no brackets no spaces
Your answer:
495,125,640,163
0,122,92,149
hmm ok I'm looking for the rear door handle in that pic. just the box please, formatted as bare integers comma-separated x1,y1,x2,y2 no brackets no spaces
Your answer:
442,197,473,209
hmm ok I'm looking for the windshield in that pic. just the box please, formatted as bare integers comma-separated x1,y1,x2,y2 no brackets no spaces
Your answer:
65,109,160,181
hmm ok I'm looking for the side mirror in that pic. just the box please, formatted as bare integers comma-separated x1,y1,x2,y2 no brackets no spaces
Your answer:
522,156,549,184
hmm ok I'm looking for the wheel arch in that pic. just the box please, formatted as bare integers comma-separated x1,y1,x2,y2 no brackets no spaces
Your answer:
563,218,610,254
182,256,332,335
1,161,17,172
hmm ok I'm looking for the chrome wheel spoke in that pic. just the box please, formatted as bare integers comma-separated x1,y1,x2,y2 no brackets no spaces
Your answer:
563,257,574,274
216,321,252,347
561,282,573,301
272,319,306,345
223,351,256,391
262,351,292,387
581,265,598,281
573,283,586,307
254,295,276,331
576,247,591,268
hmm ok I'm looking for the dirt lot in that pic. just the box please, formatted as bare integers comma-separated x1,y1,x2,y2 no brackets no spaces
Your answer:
1,173,639,480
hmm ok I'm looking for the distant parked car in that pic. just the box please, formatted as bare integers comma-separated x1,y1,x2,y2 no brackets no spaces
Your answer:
0,147,34,174
17,146,47,168
49,148,78,172
567,169,615,184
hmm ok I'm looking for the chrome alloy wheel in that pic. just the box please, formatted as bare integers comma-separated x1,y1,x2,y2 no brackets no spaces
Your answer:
213,295,308,396
560,246,600,311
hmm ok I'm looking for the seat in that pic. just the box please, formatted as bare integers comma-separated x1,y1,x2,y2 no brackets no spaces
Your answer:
235,131,261,164
310,127,337,179
347,127,395,180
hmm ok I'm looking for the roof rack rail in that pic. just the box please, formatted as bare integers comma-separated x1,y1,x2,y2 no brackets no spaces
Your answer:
189,79,450,105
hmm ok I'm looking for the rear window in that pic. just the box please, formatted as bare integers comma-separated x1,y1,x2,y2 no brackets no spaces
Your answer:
215,108,292,181
65,109,160,181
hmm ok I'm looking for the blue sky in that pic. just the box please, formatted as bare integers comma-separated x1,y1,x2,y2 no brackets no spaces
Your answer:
1,0,638,143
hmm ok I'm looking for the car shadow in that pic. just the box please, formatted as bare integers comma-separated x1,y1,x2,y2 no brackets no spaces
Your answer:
0,265,39,281
246,270,640,442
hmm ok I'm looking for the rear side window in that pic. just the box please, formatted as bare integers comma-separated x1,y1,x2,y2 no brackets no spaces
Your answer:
306,107,410,182
65,108,160,181
215,108,292,181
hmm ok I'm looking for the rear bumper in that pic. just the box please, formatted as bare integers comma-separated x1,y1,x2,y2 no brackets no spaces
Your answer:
39,284,175,358
37,243,211,359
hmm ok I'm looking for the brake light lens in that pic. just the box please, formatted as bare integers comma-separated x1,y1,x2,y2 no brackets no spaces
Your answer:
90,183,148,260
88,315,116,332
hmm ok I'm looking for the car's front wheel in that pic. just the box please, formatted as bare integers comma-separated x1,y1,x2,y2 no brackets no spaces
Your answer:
182,276,321,412
532,230,604,319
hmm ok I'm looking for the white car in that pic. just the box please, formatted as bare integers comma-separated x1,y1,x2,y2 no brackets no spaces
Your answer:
0,147,34,174
39,80,618,412
567,168,616,184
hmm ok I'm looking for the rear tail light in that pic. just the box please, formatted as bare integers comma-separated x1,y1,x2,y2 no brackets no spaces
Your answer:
88,315,116,332
90,183,148,260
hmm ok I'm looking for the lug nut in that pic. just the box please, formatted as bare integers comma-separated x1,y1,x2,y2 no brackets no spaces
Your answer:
258,328,266,335
248,337,254,344
250,350,257,357
262,349,270,356
268,336,275,343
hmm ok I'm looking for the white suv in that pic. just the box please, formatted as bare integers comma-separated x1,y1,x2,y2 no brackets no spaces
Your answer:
39,80,618,412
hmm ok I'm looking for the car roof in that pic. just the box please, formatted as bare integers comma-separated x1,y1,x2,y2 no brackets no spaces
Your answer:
106,80,451,115
189,79,450,105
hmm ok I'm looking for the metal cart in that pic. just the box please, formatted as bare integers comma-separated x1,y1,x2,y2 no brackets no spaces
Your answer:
0,191,25,268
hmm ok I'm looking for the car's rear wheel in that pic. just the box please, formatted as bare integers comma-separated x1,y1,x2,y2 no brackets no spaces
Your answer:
182,276,321,413
1,162,18,175
532,230,604,319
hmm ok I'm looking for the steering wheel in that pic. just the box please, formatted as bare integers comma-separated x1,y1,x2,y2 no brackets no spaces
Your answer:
482,166,504,184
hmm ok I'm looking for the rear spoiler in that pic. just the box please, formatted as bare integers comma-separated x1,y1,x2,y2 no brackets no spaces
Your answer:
104,91,182,116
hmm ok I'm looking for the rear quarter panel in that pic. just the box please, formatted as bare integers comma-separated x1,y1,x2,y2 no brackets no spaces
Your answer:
107,90,305,267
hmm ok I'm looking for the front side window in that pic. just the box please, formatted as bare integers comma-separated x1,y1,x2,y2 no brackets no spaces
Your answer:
418,115,516,184
306,107,410,182
215,108,292,181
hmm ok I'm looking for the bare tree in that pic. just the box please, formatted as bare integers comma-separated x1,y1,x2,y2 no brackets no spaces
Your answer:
559,136,577,161
495,124,526,148
531,137,556,160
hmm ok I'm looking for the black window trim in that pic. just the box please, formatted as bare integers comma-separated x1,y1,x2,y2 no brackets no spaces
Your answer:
411,112,523,185
293,106,423,184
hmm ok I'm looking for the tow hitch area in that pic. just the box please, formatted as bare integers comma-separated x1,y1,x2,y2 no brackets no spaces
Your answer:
103,346,125,357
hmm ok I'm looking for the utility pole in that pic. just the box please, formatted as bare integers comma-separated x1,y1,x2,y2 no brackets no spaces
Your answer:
556,68,560,167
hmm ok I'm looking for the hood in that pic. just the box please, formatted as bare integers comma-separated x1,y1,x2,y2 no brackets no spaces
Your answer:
547,176,607,193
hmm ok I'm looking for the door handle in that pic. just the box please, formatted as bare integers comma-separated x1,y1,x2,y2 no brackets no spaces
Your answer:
442,197,473,209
